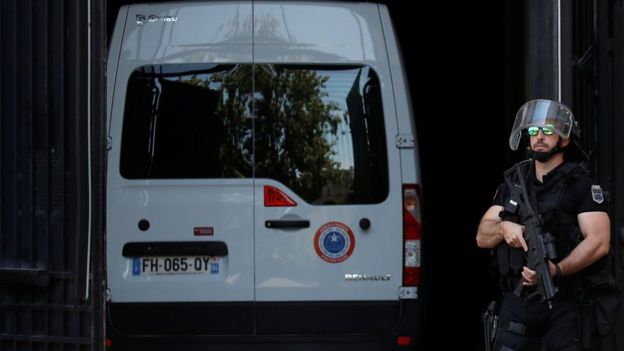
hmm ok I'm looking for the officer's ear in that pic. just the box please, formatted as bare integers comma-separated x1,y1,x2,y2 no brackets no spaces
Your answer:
560,137,571,148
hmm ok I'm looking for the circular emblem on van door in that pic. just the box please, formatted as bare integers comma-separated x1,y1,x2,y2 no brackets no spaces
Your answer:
314,222,355,263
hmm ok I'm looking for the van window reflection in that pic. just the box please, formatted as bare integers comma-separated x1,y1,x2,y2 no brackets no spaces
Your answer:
120,64,388,205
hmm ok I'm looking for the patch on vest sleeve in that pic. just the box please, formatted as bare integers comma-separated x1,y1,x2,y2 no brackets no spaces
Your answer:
591,185,605,204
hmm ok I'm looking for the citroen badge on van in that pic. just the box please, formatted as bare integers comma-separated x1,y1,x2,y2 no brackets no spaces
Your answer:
136,14,178,25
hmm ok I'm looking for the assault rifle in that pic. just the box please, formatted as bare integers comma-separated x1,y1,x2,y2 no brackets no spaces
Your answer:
505,164,558,308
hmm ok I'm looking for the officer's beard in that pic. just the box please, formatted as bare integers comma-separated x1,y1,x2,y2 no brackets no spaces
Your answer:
530,140,564,162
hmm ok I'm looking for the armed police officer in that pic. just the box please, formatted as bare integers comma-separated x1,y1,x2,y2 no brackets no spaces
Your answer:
476,99,613,351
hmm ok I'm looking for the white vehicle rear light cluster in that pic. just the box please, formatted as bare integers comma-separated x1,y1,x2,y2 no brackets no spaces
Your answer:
402,184,422,287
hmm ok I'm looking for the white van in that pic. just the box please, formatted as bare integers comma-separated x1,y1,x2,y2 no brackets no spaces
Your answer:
106,1,422,350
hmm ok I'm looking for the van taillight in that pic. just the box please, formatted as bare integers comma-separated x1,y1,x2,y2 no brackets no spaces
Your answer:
403,184,421,287
396,336,412,346
264,185,297,207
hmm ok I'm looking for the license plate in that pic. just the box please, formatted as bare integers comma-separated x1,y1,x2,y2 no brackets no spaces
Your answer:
132,256,219,276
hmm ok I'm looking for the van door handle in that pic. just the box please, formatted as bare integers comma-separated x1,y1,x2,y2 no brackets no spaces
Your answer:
265,220,310,229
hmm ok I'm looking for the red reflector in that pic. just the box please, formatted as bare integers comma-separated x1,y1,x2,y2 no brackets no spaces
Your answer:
397,336,412,346
264,185,297,207
194,227,214,236
105,338,112,348
403,266,420,286
403,208,421,240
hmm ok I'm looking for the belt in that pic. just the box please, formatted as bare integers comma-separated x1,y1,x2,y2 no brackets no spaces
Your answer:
498,319,530,336
499,277,575,299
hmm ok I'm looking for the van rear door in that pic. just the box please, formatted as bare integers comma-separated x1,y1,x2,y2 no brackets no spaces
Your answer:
253,65,402,334
251,3,403,334
106,3,256,335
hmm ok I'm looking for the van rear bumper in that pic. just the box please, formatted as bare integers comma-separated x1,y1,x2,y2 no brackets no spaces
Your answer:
105,334,414,351
107,300,421,349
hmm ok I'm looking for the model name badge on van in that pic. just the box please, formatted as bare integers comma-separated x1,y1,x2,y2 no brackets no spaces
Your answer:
136,14,178,25
344,274,391,281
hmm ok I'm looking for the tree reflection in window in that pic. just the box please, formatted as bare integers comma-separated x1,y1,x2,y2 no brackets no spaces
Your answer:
120,64,387,204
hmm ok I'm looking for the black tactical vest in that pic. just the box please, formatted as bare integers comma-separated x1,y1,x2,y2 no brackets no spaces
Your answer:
494,161,585,278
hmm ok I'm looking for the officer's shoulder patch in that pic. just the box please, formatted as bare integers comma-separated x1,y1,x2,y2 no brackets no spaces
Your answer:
591,185,604,204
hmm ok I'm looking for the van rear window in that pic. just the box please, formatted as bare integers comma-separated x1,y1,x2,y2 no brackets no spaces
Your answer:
121,64,388,204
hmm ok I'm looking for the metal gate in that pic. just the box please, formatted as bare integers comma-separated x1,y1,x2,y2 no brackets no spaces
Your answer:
0,1,106,350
